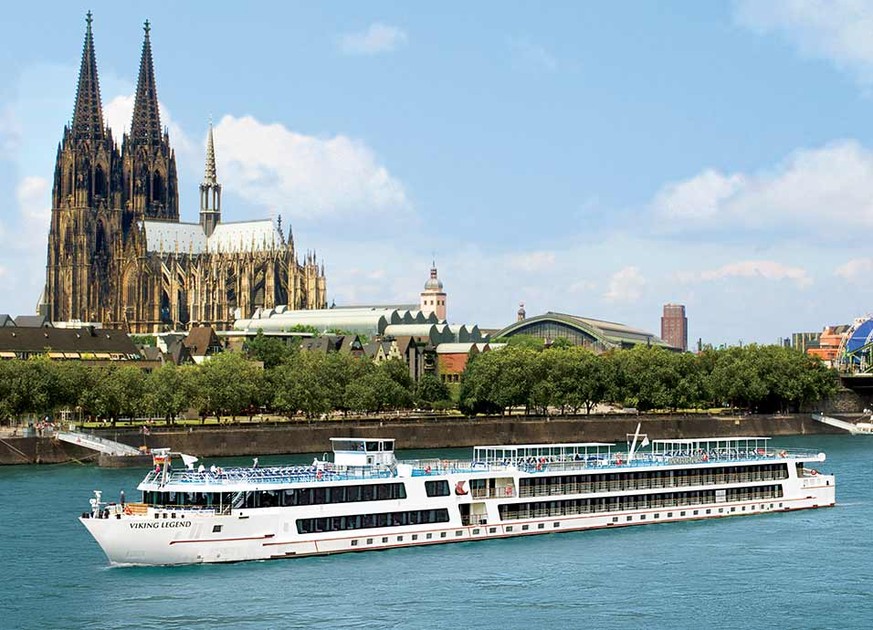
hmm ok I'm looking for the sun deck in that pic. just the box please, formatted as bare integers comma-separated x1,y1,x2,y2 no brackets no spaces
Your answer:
141,436,824,490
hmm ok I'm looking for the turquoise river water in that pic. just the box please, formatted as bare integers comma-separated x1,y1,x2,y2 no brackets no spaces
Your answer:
0,435,870,629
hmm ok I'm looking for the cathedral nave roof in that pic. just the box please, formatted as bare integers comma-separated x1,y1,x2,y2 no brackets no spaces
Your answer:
143,219,282,254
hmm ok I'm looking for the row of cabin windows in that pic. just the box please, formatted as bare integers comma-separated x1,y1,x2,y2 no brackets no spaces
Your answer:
143,491,232,508
143,482,406,509
425,480,450,497
297,508,450,534
499,485,784,520
519,463,788,496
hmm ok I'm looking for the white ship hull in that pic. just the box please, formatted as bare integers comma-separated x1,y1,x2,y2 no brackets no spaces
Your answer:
81,445,835,566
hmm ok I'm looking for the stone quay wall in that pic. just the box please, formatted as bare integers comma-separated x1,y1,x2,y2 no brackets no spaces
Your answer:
0,413,847,465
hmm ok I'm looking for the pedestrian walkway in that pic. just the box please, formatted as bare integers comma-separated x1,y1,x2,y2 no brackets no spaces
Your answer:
56,430,141,456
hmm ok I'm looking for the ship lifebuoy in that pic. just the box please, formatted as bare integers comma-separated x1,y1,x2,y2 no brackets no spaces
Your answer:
810,469,818,476
123,505,132,516
779,450,787,458
454,481,469,496
316,470,324,481
424,465,432,474
616,457,623,466
701,453,709,462
505,486,513,496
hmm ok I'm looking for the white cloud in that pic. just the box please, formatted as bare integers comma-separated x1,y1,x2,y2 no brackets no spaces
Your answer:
509,37,559,73
16,176,50,227
103,94,134,140
0,176,52,306
734,0,873,84
339,23,408,55
214,114,410,223
835,257,873,281
681,260,812,288
604,266,646,303
506,251,556,272
568,279,597,294
654,168,745,220
653,140,873,234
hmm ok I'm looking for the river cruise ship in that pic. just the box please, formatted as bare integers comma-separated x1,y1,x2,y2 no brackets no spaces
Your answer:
80,434,835,565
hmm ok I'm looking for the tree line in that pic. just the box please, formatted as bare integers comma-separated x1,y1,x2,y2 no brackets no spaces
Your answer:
0,335,451,424
459,342,839,415
0,333,839,424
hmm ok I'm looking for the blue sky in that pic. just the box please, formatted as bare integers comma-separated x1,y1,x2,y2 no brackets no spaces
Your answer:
3,1,873,345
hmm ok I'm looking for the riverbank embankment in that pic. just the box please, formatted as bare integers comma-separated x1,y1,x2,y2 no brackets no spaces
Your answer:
0,412,848,465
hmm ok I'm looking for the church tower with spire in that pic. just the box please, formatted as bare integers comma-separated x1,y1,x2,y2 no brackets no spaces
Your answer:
419,262,447,321
121,20,178,229
44,12,123,323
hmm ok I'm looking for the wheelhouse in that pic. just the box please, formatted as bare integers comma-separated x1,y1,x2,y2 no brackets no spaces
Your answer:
331,438,396,467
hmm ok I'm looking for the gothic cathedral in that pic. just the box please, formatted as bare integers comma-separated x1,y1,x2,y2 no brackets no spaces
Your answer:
42,14,327,333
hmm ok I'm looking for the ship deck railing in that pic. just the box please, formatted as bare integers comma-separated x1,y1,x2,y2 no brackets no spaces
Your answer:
406,447,820,476
142,447,821,487
143,464,397,487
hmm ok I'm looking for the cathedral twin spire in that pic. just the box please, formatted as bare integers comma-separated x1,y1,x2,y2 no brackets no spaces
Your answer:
72,12,160,145
71,11,105,142
129,20,163,147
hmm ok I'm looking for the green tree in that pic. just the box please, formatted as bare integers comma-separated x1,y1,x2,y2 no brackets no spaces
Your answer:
414,373,451,409
562,347,611,414
143,364,196,424
198,352,264,421
380,357,414,391
322,352,361,414
708,346,769,410
0,361,15,421
548,337,573,350
244,329,295,369
501,334,545,351
607,346,681,411
82,365,146,423
271,351,332,418
345,369,412,413
458,347,539,415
